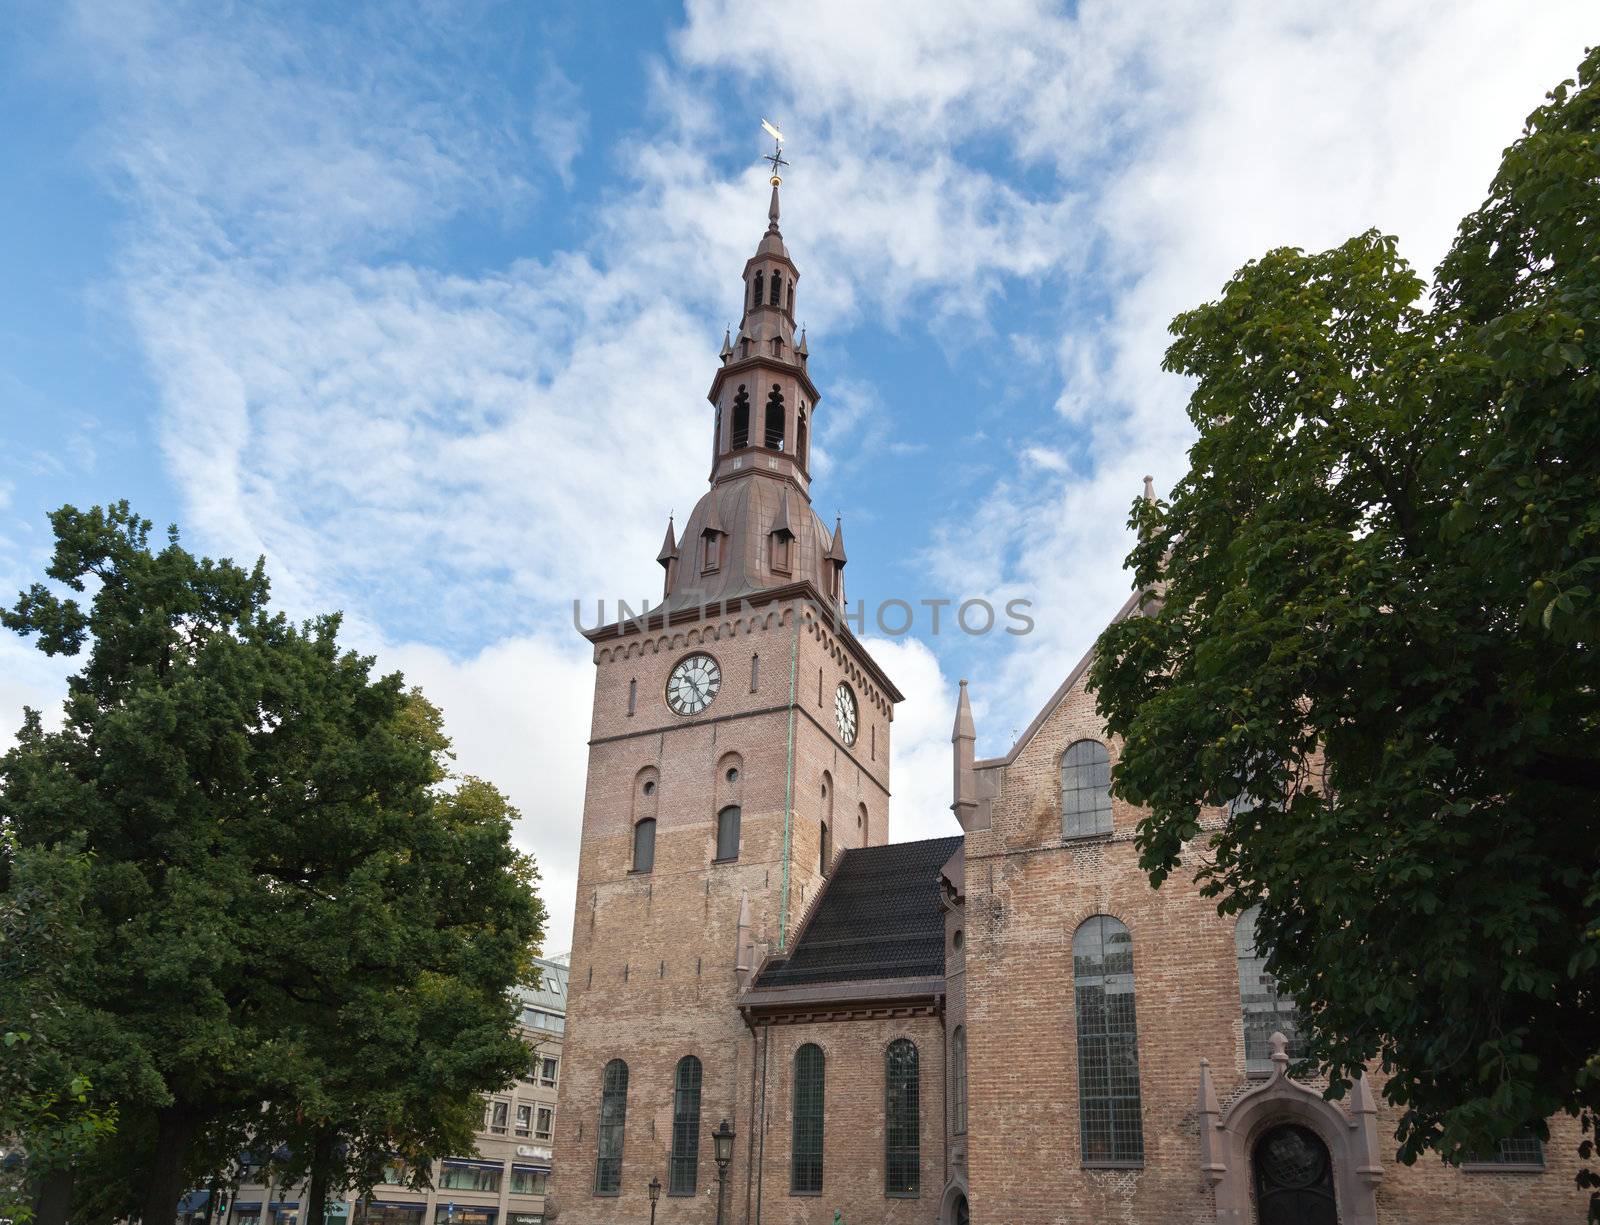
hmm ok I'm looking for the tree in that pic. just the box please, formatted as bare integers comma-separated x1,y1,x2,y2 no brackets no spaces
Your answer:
0,502,546,1221
0,839,120,1223
1088,47,1600,1213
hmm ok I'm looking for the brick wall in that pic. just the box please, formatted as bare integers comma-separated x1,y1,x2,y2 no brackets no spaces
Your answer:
961,663,1590,1223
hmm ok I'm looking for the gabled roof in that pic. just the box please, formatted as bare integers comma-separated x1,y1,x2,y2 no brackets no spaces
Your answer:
973,586,1148,770
752,835,963,990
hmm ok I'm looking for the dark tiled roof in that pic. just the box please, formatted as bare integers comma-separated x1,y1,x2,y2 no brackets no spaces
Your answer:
754,835,963,989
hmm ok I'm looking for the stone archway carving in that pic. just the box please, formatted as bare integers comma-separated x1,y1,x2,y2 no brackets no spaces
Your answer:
938,1177,970,1225
1198,1032,1384,1225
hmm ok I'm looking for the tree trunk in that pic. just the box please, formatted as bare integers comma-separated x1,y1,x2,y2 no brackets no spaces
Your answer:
141,1103,202,1225
305,1126,338,1225
32,1167,74,1225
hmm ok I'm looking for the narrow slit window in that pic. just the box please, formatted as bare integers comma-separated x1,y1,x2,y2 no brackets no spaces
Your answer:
627,678,637,716
884,1038,920,1196
594,1059,629,1194
791,1043,825,1193
669,1055,702,1194
750,653,760,692
632,818,656,874
951,1025,967,1135
764,384,785,450
716,805,741,861
819,820,831,875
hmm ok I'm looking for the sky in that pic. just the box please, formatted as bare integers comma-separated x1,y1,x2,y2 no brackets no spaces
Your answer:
2,0,1595,954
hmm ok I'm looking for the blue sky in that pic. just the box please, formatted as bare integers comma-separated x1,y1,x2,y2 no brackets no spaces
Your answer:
3,0,1594,952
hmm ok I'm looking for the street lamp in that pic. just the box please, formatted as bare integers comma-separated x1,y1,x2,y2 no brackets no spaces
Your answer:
711,1118,736,1225
648,1175,661,1225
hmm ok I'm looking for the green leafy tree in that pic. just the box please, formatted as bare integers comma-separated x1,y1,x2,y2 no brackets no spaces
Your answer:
1,503,545,1222
0,840,121,1222
1088,47,1600,1213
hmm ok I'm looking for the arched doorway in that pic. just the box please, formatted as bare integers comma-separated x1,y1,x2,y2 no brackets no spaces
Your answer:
951,1193,969,1225
1253,1124,1337,1225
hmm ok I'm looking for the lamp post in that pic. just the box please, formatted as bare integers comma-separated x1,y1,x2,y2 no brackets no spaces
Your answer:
648,1175,661,1225
711,1118,736,1225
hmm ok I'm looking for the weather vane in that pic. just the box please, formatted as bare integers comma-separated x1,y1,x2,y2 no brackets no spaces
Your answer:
761,119,787,184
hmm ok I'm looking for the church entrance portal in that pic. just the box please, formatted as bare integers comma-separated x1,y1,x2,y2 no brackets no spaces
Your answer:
1253,1124,1337,1225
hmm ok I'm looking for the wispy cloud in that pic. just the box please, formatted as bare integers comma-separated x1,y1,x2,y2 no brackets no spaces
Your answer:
36,0,1595,952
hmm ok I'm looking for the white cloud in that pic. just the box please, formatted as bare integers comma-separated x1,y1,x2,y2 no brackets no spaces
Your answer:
50,0,1597,946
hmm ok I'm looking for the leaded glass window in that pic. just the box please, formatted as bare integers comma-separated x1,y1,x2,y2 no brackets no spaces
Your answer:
791,1043,825,1194
669,1055,701,1194
1236,905,1302,1075
884,1038,920,1196
1468,1128,1545,1167
594,1059,628,1195
950,1026,967,1135
1073,915,1144,1165
1061,739,1112,838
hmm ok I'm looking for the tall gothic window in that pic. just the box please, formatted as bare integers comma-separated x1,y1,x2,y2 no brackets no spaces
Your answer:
770,271,782,305
791,1043,825,1193
1073,915,1144,1165
594,1059,629,1194
764,384,786,450
1236,906,1301,1074
631,818,655,874
796,408,808,468
1061,739,1113,838
752,270,764,309
716,805,741,861
950,1025,968,1135
731,386,750,449
884,1038,920,1196
669,1055,702,1194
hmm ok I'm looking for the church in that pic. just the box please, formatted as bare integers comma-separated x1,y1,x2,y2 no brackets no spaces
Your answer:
546,173,1585,1224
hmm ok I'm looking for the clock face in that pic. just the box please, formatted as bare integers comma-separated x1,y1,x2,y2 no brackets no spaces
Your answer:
666,653,722,716
834,682,859,746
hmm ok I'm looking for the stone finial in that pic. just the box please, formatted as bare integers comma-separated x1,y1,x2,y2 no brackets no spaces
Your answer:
1143,473,1156,503
953,679,976,741
1269,1030,1291,1076
720,326,733,362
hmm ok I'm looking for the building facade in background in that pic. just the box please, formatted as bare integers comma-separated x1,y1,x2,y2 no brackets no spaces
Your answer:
183,957,567,1225
548,182,1590,1225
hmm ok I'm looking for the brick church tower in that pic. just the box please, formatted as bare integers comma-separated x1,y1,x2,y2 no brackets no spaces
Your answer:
549,171,903,1223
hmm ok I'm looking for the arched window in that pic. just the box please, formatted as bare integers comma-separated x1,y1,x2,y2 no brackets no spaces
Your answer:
764,384,785,450
1061,739,1112,838
796,409,808,468
819,820,831,876
787,283,795,314
731,386,750,449
1236,906,1301,1075
594,1059,628,1194
950,1025,967,1135
791,1043,825,1193
631,818,655,873
884,1038,920,1196
716,805,741,861
752,270,764,309
669,1055,702,1194
1073,915,1143,1165
770,271,782,305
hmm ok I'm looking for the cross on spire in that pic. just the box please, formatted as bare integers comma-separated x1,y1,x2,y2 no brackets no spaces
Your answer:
761,118,788,184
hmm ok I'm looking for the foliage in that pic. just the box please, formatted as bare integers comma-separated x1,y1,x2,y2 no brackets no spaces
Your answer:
1,502,546,1221
0,839,122,1220
1088,47,1600,1213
